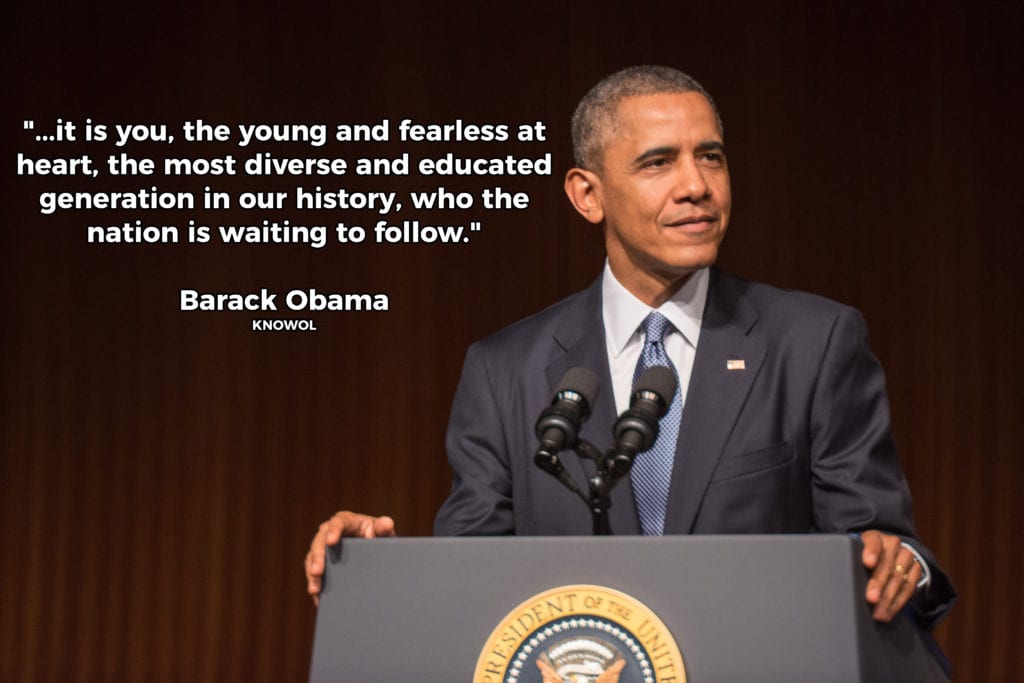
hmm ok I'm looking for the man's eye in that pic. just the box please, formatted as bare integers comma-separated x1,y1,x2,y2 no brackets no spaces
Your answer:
642,158,669,168
700,153,725,164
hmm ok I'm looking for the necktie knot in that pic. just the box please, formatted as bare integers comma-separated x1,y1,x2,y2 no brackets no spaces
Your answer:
641,311,673,346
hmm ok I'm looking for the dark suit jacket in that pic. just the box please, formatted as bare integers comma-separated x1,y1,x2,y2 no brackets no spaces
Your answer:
434,268,955,627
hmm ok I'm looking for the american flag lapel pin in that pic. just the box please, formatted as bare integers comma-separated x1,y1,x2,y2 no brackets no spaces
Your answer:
726,359,746,370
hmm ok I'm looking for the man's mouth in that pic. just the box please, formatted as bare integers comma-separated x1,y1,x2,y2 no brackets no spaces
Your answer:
665,215,717,231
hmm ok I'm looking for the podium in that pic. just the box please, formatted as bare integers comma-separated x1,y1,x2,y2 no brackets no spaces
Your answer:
309,535,948,682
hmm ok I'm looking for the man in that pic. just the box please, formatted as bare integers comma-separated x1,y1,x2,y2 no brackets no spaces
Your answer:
305,66,955,628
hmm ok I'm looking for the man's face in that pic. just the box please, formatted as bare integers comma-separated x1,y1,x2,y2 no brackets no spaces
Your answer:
587,91,731,297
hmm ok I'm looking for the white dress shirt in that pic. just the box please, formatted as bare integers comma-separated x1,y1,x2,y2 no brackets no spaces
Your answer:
601,261,709,415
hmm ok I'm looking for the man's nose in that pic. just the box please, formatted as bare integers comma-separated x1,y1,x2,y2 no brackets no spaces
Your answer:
672,158,710,202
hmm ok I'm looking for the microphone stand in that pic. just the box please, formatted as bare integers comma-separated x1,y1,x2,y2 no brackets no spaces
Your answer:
537,439,636,535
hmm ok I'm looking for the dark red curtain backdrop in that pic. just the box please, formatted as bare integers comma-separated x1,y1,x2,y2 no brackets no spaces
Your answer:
3,2,1021,680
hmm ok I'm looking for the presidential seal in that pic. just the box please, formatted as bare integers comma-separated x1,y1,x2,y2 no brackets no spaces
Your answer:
474,585,685,683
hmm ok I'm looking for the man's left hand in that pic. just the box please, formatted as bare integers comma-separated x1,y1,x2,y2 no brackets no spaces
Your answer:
860,530,922,622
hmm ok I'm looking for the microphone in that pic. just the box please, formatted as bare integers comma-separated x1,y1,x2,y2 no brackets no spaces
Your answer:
606,366,677,477
534,367,599,483
535,367,599,455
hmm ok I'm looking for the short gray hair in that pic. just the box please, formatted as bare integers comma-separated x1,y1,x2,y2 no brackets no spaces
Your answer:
571,65,722,171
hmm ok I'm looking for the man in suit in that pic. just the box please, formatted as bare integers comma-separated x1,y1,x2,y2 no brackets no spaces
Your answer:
305,66,955,628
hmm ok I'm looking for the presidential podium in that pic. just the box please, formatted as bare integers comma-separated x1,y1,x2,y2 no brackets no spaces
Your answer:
308,535,948,682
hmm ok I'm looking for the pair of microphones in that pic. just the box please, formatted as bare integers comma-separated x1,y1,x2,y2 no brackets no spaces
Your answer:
533,366,677,487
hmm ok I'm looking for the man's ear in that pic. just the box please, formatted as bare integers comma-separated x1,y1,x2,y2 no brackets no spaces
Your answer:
564,168,604,225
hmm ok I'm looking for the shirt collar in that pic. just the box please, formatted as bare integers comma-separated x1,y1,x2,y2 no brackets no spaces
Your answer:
602,261,709,358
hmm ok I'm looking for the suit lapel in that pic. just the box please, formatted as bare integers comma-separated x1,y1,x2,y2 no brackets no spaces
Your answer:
663,269,766,534
545,277,642,535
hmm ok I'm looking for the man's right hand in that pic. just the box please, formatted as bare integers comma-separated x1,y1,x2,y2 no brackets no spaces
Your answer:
304,511,396,605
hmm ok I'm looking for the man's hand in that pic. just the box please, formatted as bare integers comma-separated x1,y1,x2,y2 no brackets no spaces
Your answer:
305,511,396,605
860,530,922,622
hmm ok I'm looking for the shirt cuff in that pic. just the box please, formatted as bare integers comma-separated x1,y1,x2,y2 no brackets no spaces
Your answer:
901,541,932,589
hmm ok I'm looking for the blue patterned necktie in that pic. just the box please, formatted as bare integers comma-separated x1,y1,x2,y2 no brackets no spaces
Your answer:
631,312,682,536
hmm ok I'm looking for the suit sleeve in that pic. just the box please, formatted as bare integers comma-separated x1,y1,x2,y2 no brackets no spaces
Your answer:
809,306,956,628
433,342,516,536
